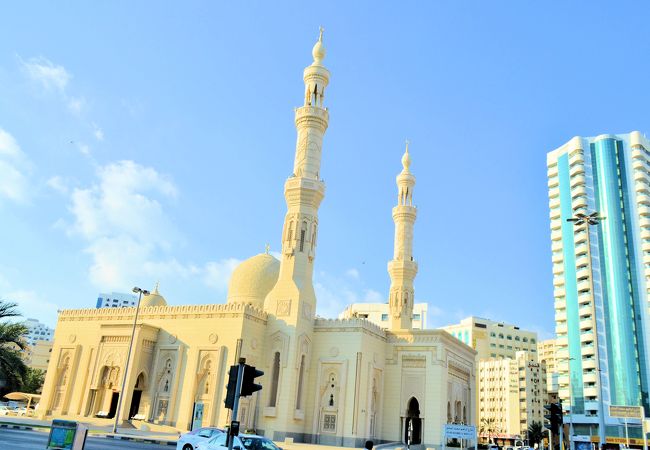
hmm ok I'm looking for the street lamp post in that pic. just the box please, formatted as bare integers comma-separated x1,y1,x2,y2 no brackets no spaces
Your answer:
566,357,576,450
112,286,149,434
566,212,606,450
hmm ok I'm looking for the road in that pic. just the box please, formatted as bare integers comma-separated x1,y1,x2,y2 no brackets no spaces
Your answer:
0,428,174,449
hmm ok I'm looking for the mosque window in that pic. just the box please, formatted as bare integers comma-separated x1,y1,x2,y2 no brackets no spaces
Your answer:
299,222,307,252
269,352,281,407
381,314,388,321
296,355,305,410
323,414,336,432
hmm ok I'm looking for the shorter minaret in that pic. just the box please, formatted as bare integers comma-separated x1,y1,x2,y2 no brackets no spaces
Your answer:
388,142,418,330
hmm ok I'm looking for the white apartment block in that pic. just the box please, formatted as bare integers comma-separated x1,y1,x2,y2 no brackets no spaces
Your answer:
96,291,138,308
538,338,559,395
338,302,428,329
23,318,54,347
441,317,539,360
478,351,547,440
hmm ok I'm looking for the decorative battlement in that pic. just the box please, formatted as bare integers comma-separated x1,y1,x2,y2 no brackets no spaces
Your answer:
58,302,268,322
314,317,387,339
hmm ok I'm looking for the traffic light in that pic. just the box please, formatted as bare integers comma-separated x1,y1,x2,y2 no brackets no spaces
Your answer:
224,365,239,410
544,402,563,434
240,364,264,397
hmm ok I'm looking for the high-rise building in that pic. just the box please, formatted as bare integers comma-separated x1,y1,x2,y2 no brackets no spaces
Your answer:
338,303,428,329
23,318,54,347
23,339,53,372
96,292,137,308
547,132,650,441
478,351,547,440
538,338,559,396
441,317,539,360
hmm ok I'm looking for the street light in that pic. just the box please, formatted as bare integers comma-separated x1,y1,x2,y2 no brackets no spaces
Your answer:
112,286,149,434
566,211,606,450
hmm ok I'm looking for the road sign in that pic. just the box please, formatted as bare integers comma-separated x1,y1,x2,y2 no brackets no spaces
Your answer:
444,424,476,440
609,405,644,419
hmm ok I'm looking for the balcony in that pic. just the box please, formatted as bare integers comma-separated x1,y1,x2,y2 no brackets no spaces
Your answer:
554,287,566,298
556,323,568,334
577,279,591,291
570,174,586,188
570,166,585,179
584,386,599,397
580,331,595,342
553,263,564,275
554,276,566,287
583,372,598,384
576,266,590,278
551,229,563,241
552,252,564,263
638,204,650,217
582,358,597,370
548,165,559,177
548,178,559,189
549,196,561,209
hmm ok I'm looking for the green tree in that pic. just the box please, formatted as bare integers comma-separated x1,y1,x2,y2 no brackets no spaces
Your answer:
527,421,544,447
480,417,500,444
0,300,29,396
22,368,46,394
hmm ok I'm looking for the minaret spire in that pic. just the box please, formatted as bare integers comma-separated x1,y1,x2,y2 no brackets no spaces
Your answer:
262,27,331,436
388,141,418,330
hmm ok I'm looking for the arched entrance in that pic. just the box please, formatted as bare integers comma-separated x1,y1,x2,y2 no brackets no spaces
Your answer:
128,373,145,419
404,397,422,445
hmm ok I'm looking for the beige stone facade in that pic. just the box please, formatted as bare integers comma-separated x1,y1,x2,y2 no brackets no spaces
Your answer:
538,338,558,396
23,339,53,372
338,303,428,329
441,317,539,360
478,352,546,440
38,31,476,448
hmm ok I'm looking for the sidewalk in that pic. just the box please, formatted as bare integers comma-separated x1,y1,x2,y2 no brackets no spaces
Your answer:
0,416,179,445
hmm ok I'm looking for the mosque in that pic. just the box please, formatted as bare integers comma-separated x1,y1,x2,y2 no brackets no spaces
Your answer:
38,31,476,448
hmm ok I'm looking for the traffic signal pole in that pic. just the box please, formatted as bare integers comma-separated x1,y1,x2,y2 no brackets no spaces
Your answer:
228,358,245,450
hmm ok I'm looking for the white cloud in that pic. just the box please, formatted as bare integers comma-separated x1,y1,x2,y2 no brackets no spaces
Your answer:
20,56,71,92
204,258,242,291
0,128,31,203
314,270,384,319
63,160,241,297
47,176,69,194
5,290,60,328
345,268,360,280
67,96,85,114
66,160,180,290
93,124,104,141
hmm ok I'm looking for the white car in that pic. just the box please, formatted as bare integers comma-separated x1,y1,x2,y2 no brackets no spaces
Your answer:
196,433,281,450
177,427,224,450
0,405,12,416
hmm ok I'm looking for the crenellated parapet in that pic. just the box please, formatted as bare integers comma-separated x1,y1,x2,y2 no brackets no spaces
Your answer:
314,317,387,339
57,302,268,323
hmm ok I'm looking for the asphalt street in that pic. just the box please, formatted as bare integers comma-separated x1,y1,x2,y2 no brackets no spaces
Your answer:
0,428,174,449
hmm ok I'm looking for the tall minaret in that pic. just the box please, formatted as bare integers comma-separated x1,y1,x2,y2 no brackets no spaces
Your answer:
388,142,418,331
264,28,329,318
262,30,329,434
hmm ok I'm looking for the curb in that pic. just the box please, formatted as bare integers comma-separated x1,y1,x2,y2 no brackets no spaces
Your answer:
0,424,177,446
105,434,177,446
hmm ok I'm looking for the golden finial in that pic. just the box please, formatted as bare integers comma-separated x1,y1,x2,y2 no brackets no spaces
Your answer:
319,26,324,42
265,243,270,255
154,281,160,294
402,140,411,171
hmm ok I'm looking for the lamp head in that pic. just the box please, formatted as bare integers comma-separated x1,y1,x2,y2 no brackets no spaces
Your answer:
132,287,142,293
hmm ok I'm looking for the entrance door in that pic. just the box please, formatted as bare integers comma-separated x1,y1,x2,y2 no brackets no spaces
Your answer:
108,392,119,419
129,390,142,419
404,397,422,445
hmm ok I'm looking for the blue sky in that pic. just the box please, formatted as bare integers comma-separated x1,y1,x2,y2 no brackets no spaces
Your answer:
1,2,649,338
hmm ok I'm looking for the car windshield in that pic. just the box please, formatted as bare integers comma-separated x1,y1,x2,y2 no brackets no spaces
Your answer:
240,437,279,450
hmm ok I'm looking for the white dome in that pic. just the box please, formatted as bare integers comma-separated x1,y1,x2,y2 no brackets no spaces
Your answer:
141,284,167,307
227,253,280,307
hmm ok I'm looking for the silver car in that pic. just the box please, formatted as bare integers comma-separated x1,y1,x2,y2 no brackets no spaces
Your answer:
177,427,224,450
196,433,281,450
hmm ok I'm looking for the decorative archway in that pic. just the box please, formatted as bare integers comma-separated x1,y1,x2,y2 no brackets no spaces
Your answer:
404,397,422,445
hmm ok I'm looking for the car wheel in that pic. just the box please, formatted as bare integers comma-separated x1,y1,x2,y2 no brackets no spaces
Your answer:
183,445,193,450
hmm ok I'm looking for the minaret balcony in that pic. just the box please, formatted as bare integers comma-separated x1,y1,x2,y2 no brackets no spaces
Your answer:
392,205,417,221
387,259,418,277
284,177,325,207
295,106,329,129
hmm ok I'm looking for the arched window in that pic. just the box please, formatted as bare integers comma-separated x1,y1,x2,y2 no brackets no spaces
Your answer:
295,355,305,410
269,352,281,407
299,222,307,252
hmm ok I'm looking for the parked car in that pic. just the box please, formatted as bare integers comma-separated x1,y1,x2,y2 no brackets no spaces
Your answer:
486,445,499,450
196,433,282,450
0,405,12,416
177,427,224,450
16,406,35,417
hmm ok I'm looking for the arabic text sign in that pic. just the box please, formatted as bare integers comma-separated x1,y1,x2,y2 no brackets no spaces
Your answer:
609,405,643,419
444,424,476,440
